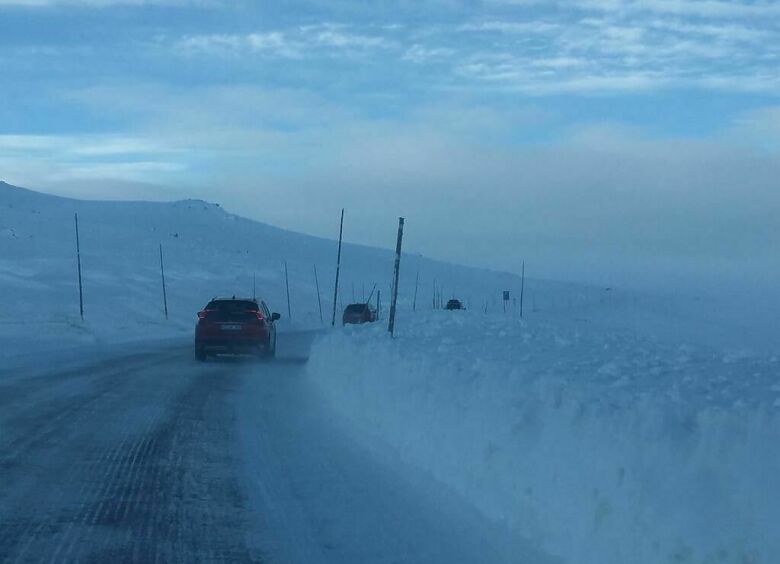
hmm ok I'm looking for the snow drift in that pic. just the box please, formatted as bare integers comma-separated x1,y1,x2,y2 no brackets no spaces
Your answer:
307,312,780,564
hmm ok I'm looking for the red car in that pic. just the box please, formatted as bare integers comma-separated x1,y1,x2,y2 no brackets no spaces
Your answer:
195,297,280,361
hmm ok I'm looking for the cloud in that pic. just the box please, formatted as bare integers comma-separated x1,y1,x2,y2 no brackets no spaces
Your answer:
0,133,187,188
445,1,780,94
273,115,780,292
576,0,780,19
490,0,780,19
725,106,780,149
8,83,780,292
175,23,396,59
402,44,457,63
0,134,172,155
166,7,780,95
0,0,209,6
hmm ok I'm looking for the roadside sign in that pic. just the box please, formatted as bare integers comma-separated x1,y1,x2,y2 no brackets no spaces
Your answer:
503,291,510,301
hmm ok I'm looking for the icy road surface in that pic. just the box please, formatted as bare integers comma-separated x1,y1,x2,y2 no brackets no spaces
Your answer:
0,331,527,564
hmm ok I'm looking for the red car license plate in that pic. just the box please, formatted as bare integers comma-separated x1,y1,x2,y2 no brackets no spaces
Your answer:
221,324,242,331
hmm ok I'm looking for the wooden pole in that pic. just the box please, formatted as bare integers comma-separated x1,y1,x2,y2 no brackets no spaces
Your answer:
284,260,292,319
331,209,344,326
365,282,378,305
388,217,405,336
314,264,323,324
75,213,84,320
159,243,168,320
520,260,525,318
412,270,419,312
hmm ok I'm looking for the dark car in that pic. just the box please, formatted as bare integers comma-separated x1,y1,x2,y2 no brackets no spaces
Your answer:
445,299,464,310
342,303,377,325
195,297,280,361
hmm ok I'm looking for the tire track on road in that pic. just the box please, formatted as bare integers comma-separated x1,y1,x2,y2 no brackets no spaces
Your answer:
0,349,261,563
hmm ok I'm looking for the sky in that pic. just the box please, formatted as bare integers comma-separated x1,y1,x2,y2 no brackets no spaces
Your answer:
1,0,779,293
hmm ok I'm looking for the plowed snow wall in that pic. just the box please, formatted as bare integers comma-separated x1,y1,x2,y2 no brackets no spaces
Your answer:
306,313,780,564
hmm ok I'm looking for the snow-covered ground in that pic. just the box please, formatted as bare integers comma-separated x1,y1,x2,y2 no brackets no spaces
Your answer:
5,331,532,564
0,180,525,350
3,181,779,563
307,311,780,564
3,180,777,355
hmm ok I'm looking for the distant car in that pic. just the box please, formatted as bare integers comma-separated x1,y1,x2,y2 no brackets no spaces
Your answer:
342,303,377,325
195,297,280,361
445,299,464,310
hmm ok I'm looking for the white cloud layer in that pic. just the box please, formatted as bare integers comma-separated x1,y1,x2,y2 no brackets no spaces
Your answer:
169,6,780,95
0,0,207,6
7,83,780,292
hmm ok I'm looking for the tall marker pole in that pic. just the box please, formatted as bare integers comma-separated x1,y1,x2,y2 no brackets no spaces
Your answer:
284,261,292,319
365,283,378,305
159,243,168,320
388,217,405,336
314,264,324,324
331,209,344,326
520,260,525,318
412,270,419,312
74,213,84,320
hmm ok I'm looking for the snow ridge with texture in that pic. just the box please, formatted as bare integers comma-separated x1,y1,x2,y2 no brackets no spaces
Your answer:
307,311,780,564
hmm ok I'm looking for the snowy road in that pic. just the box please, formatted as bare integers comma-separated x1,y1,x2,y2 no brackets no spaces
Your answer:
0,331,522,564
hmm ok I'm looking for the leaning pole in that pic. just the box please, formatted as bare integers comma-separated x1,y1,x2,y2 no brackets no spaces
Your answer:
331,209,345,326
388,217,405,336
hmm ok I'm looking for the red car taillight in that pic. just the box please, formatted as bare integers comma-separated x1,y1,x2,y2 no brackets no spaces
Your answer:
255,311,265,323
197,310,208,320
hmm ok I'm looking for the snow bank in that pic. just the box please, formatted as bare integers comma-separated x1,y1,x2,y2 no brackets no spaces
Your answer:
307,312,780,564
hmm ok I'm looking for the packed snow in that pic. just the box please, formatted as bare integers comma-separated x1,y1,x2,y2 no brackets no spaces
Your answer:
2,180,779,563
0,180,524,351
307,311,780,564
3,180,777,355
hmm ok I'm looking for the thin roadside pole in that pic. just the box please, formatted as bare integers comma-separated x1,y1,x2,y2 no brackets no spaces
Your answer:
520,260,525,318
252,272,256,300
159,243,168,320
412,270,419,312
331,209,344,326
365,283,377,305
388,217,405,336
377,290,381,319
74,213,84,320
284,261,292,319
314,264,323,324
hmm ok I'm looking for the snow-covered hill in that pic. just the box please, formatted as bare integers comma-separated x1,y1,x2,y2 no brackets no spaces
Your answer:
0,180,525,350
2,180,777,356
